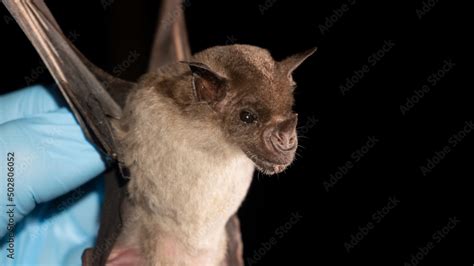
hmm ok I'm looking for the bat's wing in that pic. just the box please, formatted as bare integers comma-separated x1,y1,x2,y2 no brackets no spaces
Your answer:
2,1,132,265
223,215,245,266
2,0,134,157
148,0,191,71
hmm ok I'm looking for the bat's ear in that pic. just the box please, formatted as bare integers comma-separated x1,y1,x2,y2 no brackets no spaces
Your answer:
280,47,317,76
182,61,228,103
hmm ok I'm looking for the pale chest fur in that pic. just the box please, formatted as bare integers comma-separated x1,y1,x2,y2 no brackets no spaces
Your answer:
116,86,254,251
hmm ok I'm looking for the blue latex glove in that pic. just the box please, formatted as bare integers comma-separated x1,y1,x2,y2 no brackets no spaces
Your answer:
0,85,107,265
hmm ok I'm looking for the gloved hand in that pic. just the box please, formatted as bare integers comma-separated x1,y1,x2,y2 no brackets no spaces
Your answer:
0,85,106,265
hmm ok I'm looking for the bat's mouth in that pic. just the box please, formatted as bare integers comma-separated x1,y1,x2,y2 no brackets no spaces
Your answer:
244,151,291,175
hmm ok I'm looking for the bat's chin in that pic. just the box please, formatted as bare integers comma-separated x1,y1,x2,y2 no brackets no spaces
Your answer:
243,150,293,175
253,157,289,175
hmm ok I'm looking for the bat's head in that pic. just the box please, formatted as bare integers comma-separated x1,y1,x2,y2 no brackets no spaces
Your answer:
184,45,316,175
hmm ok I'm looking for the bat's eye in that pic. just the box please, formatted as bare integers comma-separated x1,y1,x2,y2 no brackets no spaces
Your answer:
240,110,257,124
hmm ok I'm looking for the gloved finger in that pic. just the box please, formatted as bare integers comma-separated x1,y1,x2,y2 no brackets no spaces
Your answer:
0,85,65,125
0,177,104,266
0,107,106,237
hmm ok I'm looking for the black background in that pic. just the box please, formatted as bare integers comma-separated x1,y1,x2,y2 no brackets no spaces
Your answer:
0,0,470,265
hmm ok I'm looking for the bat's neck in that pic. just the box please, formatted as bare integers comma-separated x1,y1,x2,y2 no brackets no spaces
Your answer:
113,85,254,265
111,192,230,265
149,226,227,265
109,223,227,266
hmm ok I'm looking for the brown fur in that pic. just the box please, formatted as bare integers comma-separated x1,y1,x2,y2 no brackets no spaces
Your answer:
110,44,315,265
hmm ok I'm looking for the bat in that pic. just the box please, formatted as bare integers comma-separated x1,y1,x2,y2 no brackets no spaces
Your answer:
2,1,315,265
